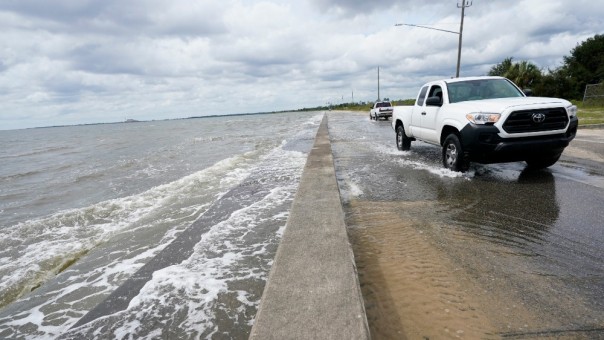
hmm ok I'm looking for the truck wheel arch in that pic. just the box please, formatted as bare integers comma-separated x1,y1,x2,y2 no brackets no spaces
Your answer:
440,125,460,146
395,119,403,130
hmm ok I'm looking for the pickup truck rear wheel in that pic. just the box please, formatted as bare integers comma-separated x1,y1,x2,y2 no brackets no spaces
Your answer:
442,134,469,172
525,154,561,169
396,125,411,151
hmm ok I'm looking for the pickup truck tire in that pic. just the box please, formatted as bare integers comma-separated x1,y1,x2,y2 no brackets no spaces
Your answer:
396,125,411,151
525,154,561,169
442,134,469,172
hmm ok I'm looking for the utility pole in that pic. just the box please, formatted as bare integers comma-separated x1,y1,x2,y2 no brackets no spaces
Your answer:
456,0,472,77
377,66,380,101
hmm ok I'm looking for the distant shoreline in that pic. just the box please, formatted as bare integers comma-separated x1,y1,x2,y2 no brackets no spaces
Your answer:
21,110,322,131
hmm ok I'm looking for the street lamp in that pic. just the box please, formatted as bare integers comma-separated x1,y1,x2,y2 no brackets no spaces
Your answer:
395,1,472,78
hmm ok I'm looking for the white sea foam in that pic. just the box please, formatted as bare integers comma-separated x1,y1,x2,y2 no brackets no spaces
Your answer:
0,111,322,339
0,150,260,313
347,181,365,198
64,146,308,339
120,185,297,338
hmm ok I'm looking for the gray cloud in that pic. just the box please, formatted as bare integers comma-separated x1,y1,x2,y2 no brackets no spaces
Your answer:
0,0,603,130
0,0,109,21
0,0,227,37
310,0,400,15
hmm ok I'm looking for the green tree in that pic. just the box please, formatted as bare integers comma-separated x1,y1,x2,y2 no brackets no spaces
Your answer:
507,60,542,89
562,34,604,99
489,57,542,89
488,57,514,76
532,67,576,98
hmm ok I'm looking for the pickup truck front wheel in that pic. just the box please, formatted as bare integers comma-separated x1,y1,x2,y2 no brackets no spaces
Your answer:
442,134,469,172
396,125,411,151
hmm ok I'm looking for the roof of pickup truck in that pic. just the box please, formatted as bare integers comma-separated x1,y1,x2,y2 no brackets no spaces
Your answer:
441,76,506,84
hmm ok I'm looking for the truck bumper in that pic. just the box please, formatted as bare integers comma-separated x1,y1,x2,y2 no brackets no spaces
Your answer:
459,116,578,163
376,110,393,118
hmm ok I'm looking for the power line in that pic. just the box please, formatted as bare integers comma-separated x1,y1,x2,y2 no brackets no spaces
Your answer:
395,1,472,78
394,23,459,35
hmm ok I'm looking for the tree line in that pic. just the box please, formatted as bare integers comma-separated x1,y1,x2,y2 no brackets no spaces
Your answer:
489,34,604,101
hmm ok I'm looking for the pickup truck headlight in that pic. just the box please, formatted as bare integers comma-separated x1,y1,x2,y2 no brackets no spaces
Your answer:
466,113,500,125
566,105,577,118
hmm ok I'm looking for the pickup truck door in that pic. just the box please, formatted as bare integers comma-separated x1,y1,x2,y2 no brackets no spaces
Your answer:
410,86,429,139
420,85,444,144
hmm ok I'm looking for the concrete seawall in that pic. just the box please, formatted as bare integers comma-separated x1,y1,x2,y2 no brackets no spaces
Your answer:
249,114,370,339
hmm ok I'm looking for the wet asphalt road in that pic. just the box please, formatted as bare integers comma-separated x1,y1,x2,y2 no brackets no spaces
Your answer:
327,111,604,339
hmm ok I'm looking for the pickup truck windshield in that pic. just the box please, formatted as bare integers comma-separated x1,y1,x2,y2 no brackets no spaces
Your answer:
447,79,524,104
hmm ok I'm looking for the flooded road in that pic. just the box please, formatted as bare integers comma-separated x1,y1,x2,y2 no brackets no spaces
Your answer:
328,111,604,339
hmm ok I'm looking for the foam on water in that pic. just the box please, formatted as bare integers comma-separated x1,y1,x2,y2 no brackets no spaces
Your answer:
118,186,295,338
0,112,323,339
371,142,470,179
0,149,260,311
401,159,468,178
61,135,310,339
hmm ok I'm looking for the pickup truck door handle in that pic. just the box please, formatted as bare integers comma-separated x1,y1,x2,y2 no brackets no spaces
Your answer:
421,112,427,115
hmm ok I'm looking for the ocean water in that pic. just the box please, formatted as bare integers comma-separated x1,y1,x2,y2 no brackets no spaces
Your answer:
0,111,323,339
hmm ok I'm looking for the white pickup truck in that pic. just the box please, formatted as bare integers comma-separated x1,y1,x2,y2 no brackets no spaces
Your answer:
392,76,579,171
370,101,393,120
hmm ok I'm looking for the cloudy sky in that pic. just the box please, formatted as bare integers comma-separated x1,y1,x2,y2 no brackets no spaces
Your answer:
1,0,603,130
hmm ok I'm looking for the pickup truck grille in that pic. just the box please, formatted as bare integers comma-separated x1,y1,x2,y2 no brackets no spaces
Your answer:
502,108,568,133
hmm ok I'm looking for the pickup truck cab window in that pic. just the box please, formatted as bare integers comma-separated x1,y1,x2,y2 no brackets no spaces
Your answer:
427,85,443,106
416,86,429,106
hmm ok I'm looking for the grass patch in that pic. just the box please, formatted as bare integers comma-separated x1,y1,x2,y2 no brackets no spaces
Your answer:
576,103,604,125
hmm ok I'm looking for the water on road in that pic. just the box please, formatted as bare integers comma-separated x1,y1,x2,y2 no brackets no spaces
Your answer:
328,111,604,339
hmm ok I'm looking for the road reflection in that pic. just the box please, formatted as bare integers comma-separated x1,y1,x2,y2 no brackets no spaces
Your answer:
437,168,559,250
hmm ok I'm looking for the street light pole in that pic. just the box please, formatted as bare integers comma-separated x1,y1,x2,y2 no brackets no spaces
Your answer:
395,1,472,78
456,1,472,78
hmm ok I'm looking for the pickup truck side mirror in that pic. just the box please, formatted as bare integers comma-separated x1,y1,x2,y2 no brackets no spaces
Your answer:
425,96,442,107
523,88,533,96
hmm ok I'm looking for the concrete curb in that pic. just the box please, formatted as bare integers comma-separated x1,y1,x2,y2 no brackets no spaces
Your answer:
249,113,370,340
579,123,604,129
